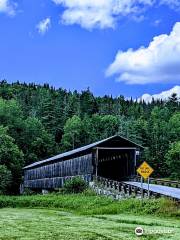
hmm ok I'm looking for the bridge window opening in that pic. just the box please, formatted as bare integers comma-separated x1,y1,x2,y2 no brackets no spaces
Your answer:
96,149,135,181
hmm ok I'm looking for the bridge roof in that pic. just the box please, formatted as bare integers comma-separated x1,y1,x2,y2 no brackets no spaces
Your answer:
23,135,143,170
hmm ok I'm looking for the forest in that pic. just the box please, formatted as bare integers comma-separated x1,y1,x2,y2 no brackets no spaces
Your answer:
0,80,179,194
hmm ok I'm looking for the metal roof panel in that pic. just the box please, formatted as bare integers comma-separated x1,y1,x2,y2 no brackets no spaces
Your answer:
23,135,143,170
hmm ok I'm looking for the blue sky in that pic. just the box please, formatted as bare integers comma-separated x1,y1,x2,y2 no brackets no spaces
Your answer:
0,0,180,98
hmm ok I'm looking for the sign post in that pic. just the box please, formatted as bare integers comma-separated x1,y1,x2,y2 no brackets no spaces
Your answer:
137,161,154,199
141,176,143,200
147,177,150,198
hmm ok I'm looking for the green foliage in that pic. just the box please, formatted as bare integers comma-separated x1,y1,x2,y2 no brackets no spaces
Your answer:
0,126,24,193
169,112,180,141
80,88,97,116
0,80,180,195
61,116,83,151
22,188,37,196
63,177,88,193
90,114,119,141
0,165,12,194
0,98,24,142
81,188,97,196
22,117,57,165
0,194,179,218
165,141,180,179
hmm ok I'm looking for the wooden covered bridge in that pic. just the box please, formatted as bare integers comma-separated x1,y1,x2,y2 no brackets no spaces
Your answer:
23,135,143,190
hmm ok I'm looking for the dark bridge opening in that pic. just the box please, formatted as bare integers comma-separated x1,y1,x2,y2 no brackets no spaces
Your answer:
96,148,136,181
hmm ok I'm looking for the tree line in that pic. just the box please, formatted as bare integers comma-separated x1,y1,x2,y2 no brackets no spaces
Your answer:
0,80,179,194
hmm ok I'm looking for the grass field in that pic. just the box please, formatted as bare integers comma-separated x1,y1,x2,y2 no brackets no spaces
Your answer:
0,208,180,240
0,194,179,240
0,194,179,217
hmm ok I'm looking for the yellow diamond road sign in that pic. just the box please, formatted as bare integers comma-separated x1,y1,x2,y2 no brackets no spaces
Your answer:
137,161,154,180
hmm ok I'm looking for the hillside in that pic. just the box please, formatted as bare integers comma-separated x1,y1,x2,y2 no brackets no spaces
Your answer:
0,80,179,193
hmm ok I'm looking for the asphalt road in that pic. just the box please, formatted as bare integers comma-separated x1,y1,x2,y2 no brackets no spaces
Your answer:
124,181,180,200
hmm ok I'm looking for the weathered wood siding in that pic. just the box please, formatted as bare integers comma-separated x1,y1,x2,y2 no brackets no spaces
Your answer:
24,154,93,189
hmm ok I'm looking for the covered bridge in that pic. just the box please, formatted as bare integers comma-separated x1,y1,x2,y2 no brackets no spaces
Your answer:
23,135,143,190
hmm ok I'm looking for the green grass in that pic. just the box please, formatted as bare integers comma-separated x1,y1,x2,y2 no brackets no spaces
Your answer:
0,194,179,217
0,194,179,239
0,208,179,240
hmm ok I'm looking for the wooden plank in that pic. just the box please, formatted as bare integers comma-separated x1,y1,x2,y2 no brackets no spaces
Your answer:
24,154,93,189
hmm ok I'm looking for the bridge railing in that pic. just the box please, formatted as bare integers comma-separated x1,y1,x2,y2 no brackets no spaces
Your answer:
92,175,180,201
92,175,145,197
129,176,180,188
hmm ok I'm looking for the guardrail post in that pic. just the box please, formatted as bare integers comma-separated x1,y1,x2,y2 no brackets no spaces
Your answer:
134,187,138,196
123,184,127,194
128,185,132,195
118,183,122,192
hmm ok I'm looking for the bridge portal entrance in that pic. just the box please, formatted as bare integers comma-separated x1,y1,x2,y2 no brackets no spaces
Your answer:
94,148,136,181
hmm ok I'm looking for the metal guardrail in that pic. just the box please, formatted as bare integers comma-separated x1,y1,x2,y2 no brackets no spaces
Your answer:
93,175,149,197
129,176,180,188
93,175,180,201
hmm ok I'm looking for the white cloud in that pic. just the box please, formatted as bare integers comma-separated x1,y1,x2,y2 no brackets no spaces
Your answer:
51,0,180,29
106,22,180,84
137,86,180,102
0,0,16,15
153,19,162,26
52,0,154,29
37,18,51,35
160,0,180,10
